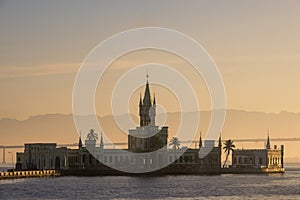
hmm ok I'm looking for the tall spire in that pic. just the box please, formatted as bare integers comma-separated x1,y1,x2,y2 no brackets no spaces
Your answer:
139,70,155,127
199,131,203,149
78,131,83,149
100,131,104,149
139,92,142,106
266,129,271,149
218,132,222,147
143,73,152,106
146,67,149,83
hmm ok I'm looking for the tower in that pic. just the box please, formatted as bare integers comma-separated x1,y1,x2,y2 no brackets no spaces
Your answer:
128,74,168,152
139,75,156,127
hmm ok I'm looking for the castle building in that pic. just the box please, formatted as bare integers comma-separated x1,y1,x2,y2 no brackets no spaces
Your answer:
16,143,68,170
232,134,284,172
16,76,222,174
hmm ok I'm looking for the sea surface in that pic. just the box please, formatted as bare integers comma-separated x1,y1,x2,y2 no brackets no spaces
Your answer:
1,165,300,199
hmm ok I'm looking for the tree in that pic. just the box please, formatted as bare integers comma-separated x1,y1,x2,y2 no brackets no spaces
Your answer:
86,129,98,141
169,137,181,149
223,139,235,168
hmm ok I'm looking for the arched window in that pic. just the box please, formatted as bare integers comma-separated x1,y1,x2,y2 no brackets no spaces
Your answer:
55,156,60,170
233,157,237,164
238,157,242,164
259,157,262,165
82,154,86,164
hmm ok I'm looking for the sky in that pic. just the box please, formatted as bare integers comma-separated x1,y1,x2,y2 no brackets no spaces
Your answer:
1,0,300,120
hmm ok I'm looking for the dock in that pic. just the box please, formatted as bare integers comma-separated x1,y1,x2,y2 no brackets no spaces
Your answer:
0,170,60,180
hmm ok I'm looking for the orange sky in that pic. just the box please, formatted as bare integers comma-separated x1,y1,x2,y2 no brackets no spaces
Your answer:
1,1,300,120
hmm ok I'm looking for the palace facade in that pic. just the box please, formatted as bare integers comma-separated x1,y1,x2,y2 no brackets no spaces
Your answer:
231,134,284,173
16,78,222,174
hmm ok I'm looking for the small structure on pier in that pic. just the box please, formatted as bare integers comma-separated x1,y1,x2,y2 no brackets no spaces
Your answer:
16,143,68,170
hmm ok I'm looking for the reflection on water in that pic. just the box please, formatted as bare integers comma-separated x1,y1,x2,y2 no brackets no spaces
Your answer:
0,167,300,199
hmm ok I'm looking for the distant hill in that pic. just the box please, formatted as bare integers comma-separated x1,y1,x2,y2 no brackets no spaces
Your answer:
0,109,300,159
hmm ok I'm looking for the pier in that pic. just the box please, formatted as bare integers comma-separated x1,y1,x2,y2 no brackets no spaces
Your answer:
0,170,60,180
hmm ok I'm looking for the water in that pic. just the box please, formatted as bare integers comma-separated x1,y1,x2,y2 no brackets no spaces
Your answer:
0,169,300,199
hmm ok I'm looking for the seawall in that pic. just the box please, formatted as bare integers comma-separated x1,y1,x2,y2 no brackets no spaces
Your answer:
0,170,60,180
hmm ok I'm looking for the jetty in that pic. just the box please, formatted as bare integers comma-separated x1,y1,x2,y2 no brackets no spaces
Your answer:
0,170,60,180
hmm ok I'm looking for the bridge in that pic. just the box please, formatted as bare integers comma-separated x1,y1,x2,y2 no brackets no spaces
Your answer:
1,137,300,163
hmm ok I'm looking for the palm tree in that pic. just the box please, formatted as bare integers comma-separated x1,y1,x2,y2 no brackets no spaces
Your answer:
169,137,180,149
86,129,98,141
223,139,235,168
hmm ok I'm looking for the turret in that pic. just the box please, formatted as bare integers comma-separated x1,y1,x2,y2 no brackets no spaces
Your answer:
100,132,104,150
150,93,156,126
199,132,203,149
218,133,222,148
266,130,271,149
78,133,83,149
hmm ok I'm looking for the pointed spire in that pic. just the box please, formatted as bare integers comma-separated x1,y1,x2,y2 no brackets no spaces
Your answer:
266,129,271,149
100,131,104,149
143,72,152,106
218,132,222,147
78,131,83,149
139,92,142,106
146,67,149,82
199,131,203,149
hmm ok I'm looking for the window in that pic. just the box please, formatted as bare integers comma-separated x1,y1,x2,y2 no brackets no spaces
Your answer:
259,157,262,165
238,157,242,164
249,157,253,164
233,157,237,164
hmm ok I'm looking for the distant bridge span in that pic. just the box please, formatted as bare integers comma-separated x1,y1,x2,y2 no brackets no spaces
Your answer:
1,138,300,163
